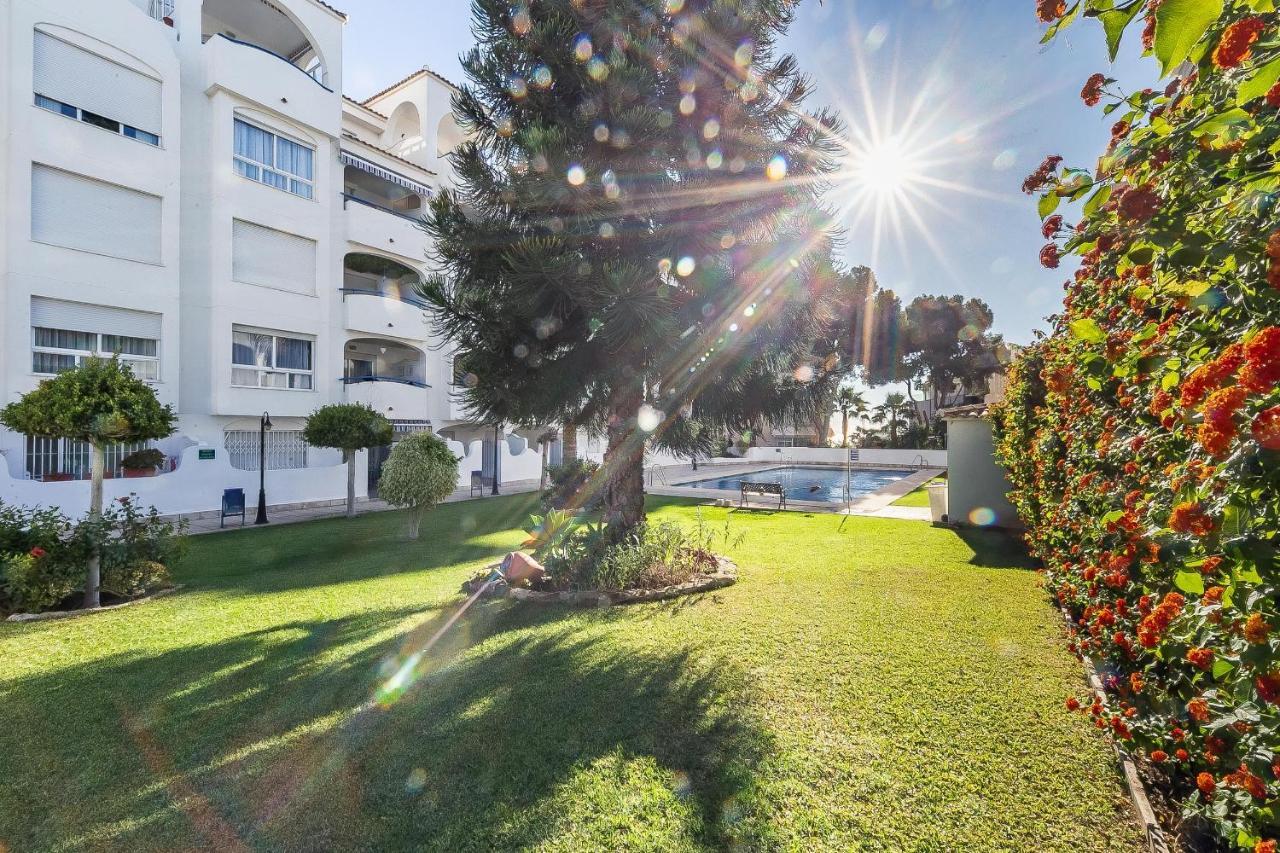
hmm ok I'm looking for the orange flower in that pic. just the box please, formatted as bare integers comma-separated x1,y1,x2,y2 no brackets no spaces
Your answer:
1225,764,1268,799
1197,771,1216,797
1187,647,1215,671
1198,386,1247,457
1169,502,1214,536
1151,749,1168,763
1188,697,1211,722
1214,17,1266,68
1254,406,1280,450
1201,555,1225,576
1066,696,1081,711
1245,613,1270,645
1241,328,1280,394
1036,0,1067,24
1257,841,1277,853
1203,586,1225,604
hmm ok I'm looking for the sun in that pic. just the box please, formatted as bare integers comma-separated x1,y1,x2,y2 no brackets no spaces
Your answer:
850,137,922,200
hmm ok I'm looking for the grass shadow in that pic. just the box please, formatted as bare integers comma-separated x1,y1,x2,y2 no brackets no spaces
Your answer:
0,596,770,851
955,526,1039,570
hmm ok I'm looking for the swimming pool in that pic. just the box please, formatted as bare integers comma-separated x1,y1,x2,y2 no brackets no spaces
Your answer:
677,466,907,504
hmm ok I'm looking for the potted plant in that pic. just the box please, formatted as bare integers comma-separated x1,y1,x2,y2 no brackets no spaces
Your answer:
120,448,165,478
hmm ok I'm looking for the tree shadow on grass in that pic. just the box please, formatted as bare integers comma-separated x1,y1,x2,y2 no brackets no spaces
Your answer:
178,493,541,596
954,526,1039,570
0,597,770,852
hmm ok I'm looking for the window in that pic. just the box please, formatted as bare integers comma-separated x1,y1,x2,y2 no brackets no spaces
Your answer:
231,220,316,295
224,430,307,471
30,297,161,381
231,327,313,390
35,95,160,146
25,436,150,480
31,165,163,263
233,119,314,199
33,31,161,145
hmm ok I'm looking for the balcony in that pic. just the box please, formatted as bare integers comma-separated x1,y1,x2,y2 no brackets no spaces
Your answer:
341,256,431,340
202,2,335,132
341,157,432,251
342,338,431,419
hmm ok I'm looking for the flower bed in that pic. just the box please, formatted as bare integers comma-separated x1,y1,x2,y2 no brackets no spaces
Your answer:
466,556,738,608
1000,3,1280,849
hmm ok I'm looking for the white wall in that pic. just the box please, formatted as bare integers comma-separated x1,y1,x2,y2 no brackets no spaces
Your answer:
0,442,359,518
742,446,947,468
943,418,1021,530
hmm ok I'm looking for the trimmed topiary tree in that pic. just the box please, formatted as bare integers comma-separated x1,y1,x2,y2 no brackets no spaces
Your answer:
376,432,459,539
0,357,175,608
302,404,392,518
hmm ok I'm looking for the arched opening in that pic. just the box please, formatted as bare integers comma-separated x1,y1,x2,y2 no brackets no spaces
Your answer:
436,114,464,158
343,338,426,387
386,102,425,157
342,253,424,306
201,0,327,85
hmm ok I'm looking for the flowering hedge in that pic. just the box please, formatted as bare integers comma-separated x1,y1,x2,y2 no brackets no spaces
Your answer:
994,1,1280,849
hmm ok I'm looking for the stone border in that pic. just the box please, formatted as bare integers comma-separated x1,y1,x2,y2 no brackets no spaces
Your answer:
5,585,183,623
1061,607,1171,853
495,557,737,608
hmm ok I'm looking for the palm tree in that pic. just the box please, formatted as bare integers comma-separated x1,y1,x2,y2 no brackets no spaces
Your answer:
835,386,869,447
872,393,912,449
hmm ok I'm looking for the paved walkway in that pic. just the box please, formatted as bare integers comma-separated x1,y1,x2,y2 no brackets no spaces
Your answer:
184,478,542,535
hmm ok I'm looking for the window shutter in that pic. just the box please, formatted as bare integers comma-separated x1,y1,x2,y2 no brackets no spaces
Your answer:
33,31,162,135
31,296,162,339
31,165,163,264
231,219,317,295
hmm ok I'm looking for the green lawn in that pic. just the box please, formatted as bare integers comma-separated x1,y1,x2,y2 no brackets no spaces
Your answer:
893,477,944,507
0,496,1140,851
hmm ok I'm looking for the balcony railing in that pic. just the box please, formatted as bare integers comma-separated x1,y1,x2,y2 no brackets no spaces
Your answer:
131,0,174,22
339,287,429,309
341,376,430,388
207,34,333,91
341,192,425,223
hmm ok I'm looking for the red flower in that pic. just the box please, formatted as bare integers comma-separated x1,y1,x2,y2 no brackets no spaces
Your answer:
1257,841,1277,853
1225,764,1268,799
1241,328,1280,394
1036,0,1067,24
1040,244,1060,269
1256,671,1280,704
1198,385,1247,457
28,546,46,559
1245,613,1270,645
1268,82,1280,109
1066,696,1081,711
1116,184,1160,222
1041,214,1064,239
1201,555,1225,576
1169,502,1214,536
1214,17,1266,69
1022,154,1063,194
1197,771,1216,797
1176,749,1190,762
1151,749,1168,763
1254,406,1280,450
1081,73,1107,107
1187,647,1215,671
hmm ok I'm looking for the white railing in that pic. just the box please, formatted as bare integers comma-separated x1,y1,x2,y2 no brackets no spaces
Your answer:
130,0,174,21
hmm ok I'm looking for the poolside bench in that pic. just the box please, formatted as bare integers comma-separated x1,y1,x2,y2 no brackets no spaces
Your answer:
740,481,786,510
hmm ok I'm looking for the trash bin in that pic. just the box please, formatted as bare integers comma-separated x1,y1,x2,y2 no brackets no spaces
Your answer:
927,481,949,525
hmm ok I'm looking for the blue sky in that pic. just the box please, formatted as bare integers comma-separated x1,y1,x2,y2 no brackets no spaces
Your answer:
342,0,1156,351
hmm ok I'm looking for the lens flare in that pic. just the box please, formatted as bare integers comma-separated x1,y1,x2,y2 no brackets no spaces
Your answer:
676,256,696,276
968,507,997,527
765,155,787,180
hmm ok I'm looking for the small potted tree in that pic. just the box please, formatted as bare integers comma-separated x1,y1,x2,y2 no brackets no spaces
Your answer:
377,432,459,539
302,404,393,518
120,448,165,478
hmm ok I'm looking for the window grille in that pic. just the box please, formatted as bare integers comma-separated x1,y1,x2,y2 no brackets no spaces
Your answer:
25,436,149,480
224,430,308,471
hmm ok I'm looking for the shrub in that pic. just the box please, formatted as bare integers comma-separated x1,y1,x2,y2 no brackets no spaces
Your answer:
377,432,459,539
303,404,393,518
1,551,80,613
1001,4,1280,847
120,448,165,471
541,459,602,512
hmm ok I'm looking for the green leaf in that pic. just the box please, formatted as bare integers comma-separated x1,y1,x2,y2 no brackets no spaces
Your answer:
1127,246,1155,264
1212,658,1235,679
1192,107,1252,137
1153,0,1223,76
1083,184,1112,217
1039,192,1061,219
1070,318,1107,344
1237,57,1280,104
1175,570,1205,595
1100,4,1144,61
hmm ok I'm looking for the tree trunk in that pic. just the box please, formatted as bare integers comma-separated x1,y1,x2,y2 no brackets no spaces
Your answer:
562,419,577,462
408,508,422,540
540,439,549,490
346,451,356,518
602,383,646,540
813,411,828,448
841,412,849,448
84,441,105,609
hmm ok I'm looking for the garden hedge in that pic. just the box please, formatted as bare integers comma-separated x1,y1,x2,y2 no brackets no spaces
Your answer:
994,2,1280,849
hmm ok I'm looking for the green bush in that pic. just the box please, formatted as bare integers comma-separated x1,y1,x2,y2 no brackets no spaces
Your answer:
1,551,80,613
540,459,601,512
120,448,165,471
377,432,459,539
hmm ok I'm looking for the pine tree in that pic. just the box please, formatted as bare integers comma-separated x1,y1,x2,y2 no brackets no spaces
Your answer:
423,0,841,536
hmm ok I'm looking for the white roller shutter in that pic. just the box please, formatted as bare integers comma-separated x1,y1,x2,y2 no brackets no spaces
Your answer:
31,165,163,264
231,219,317,295
33,31,162,135
31,296,162,339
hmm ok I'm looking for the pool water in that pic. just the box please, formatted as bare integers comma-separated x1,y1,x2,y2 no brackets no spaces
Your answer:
679,466,907,504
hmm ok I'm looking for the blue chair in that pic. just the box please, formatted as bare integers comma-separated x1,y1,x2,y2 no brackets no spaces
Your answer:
221,488,246,528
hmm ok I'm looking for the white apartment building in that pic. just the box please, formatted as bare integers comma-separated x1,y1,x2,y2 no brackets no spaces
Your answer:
0,0,547,515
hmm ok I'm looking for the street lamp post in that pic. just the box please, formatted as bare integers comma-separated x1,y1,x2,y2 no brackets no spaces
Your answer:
255,411,272,524
491,423,501,495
